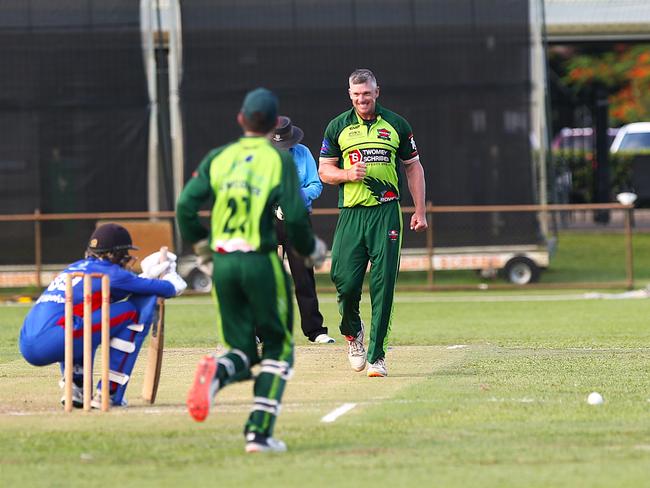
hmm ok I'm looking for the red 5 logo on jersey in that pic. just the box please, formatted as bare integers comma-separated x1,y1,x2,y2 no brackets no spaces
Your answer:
348,149,363,165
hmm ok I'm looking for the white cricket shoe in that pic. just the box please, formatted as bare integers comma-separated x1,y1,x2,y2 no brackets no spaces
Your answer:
367,357,388,377
345,321,366,372
59,379,83,409
313,333,335,344
245,432,287,453
90,390,128,409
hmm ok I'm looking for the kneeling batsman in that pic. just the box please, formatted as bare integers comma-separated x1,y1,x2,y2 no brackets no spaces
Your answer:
19,223,187,409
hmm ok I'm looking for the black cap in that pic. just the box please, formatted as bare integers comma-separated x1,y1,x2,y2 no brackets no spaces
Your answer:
87,223,139,252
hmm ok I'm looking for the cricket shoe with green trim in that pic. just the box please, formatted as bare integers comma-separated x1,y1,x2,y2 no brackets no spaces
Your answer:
187,354,220,422
367,357,387,377
345,320,366,372
245,432,287,453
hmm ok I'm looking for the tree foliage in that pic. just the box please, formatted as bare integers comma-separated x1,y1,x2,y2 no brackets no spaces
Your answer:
563,44,650,125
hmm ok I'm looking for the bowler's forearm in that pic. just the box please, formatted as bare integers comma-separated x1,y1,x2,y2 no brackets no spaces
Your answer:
318,158,349,185
404,161,426,211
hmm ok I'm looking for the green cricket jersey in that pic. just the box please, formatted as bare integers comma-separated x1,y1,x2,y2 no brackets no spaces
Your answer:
177,136,314,256
320,103,418,208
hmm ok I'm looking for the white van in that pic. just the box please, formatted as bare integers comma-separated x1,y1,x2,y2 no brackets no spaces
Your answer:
610,122,650,153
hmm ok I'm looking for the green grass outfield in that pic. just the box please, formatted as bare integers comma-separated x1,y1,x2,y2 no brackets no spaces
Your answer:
1,292,650,487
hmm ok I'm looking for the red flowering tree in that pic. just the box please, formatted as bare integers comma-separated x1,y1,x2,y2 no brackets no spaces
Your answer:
564,44,650,125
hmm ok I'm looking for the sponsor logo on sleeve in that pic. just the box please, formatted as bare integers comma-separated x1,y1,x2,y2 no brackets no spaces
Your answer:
320,138,331,155
408,133,418,156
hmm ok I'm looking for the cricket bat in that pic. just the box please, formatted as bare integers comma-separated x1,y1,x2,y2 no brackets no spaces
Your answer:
141,247,168,404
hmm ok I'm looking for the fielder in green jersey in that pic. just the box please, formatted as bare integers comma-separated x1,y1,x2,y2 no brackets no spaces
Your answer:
319,69,427,378
179,87,326,453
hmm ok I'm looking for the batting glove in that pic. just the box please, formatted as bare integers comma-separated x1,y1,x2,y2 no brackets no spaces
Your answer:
162,271,187,296
141,250,177,278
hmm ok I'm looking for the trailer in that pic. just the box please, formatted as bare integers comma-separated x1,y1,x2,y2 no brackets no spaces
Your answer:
177,243,550,291
425,245,549,284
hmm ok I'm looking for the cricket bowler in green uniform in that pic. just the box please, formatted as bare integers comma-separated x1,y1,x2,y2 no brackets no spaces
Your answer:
319,69,427,378
178,88,326,453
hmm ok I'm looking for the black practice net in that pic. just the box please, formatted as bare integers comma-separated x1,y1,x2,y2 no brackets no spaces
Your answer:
0,1,148,264
0,0,541,266
180,0,541,250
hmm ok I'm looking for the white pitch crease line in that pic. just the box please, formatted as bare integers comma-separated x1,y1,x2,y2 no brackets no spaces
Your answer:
321,402,357,423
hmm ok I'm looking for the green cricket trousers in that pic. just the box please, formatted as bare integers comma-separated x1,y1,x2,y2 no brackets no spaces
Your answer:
211,251,294,437
330,200,402,364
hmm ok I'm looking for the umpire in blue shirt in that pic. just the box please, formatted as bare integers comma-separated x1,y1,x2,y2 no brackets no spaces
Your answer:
271,116,334,344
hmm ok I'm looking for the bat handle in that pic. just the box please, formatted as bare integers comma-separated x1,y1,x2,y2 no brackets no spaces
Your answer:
159,246,169,263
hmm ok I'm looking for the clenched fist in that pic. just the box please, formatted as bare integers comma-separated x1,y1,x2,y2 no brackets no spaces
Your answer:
347,161,366,182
